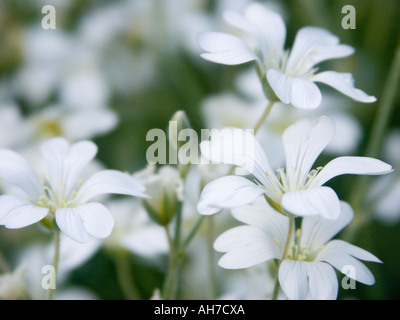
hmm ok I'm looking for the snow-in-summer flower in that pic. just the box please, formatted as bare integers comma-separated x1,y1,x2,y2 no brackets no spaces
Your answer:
0,137,148,243
197,3,376,109
197,116,392,219
214,198,382,299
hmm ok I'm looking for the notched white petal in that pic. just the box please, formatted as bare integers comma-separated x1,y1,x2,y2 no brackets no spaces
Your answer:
313,71,377,103
311,156,393,187
282,187,341,219
75,170,148,204
197,32,257,65
197,175,264,215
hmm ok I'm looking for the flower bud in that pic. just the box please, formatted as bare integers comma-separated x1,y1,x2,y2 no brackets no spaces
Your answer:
168,110,195,178
137,165,183,226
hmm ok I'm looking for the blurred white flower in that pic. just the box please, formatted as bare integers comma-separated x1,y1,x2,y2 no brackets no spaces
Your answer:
197,3,376,109
14,237,100,299
198,116,392,219
27,104,118,143
105,198,168,257
0,137,148,242
0,103,30,149
14,27,72,106
0,264,28,300
215,199,381,299
217,265,279,300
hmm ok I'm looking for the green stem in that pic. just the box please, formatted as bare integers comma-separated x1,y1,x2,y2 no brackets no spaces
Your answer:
163,225,178,300
174,202,182,250
272,216,294,300
346,39,400,241
180,215,206,252
48,229,60,300
0,250,11,274
206,216,217,299
114,249,141,300
254,101,275,134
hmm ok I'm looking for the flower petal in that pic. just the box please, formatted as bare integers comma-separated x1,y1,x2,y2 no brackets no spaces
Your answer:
231,198,289,251
197,32,258,65
300,201,353,248
75,170,148,204
317,240,381,285
283,115,334,188
279,260,309,300
197,175,265,215
244,3,286,53
289,77,322,109
305,262,338,300
282,186,341,219
39,136,69,189
223,3,286,57
0,195,49,229
266,69,292,104
313,71,377,103
55,207,90,243
40,137,98,196
267,70,323,109
76,202,114,239
286,27,341,72
214,225,278,269
200,127,275,186
0,149,42,199
310,156,393,188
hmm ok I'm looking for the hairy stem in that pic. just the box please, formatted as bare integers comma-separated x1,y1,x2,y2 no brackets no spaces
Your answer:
254,101,275,134
48,230,60,300
272,216,294,300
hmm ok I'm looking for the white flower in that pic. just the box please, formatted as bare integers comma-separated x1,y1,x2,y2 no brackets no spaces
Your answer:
197,3,376,109
0,104,30,149
0,137,148,243
27,104,118,143
197,116,392,219
215,199,382,299
0,264,28,300
104,198,168,257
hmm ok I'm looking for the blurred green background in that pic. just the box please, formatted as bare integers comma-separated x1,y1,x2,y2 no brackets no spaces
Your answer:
0,0,399,300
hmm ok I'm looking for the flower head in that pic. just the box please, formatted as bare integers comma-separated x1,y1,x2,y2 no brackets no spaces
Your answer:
197,3,376,109
197,116,392,219
215,199,382,299
0,137,148,242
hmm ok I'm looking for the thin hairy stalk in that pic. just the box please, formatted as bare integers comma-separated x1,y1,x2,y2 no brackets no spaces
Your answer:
48,230,60,300
254,101,275,134
114,249,141,300
346,39,400,242
272,216,294,300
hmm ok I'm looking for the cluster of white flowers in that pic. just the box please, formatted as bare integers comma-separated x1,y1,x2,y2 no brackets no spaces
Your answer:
196,2,393,300
0,1,397,301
